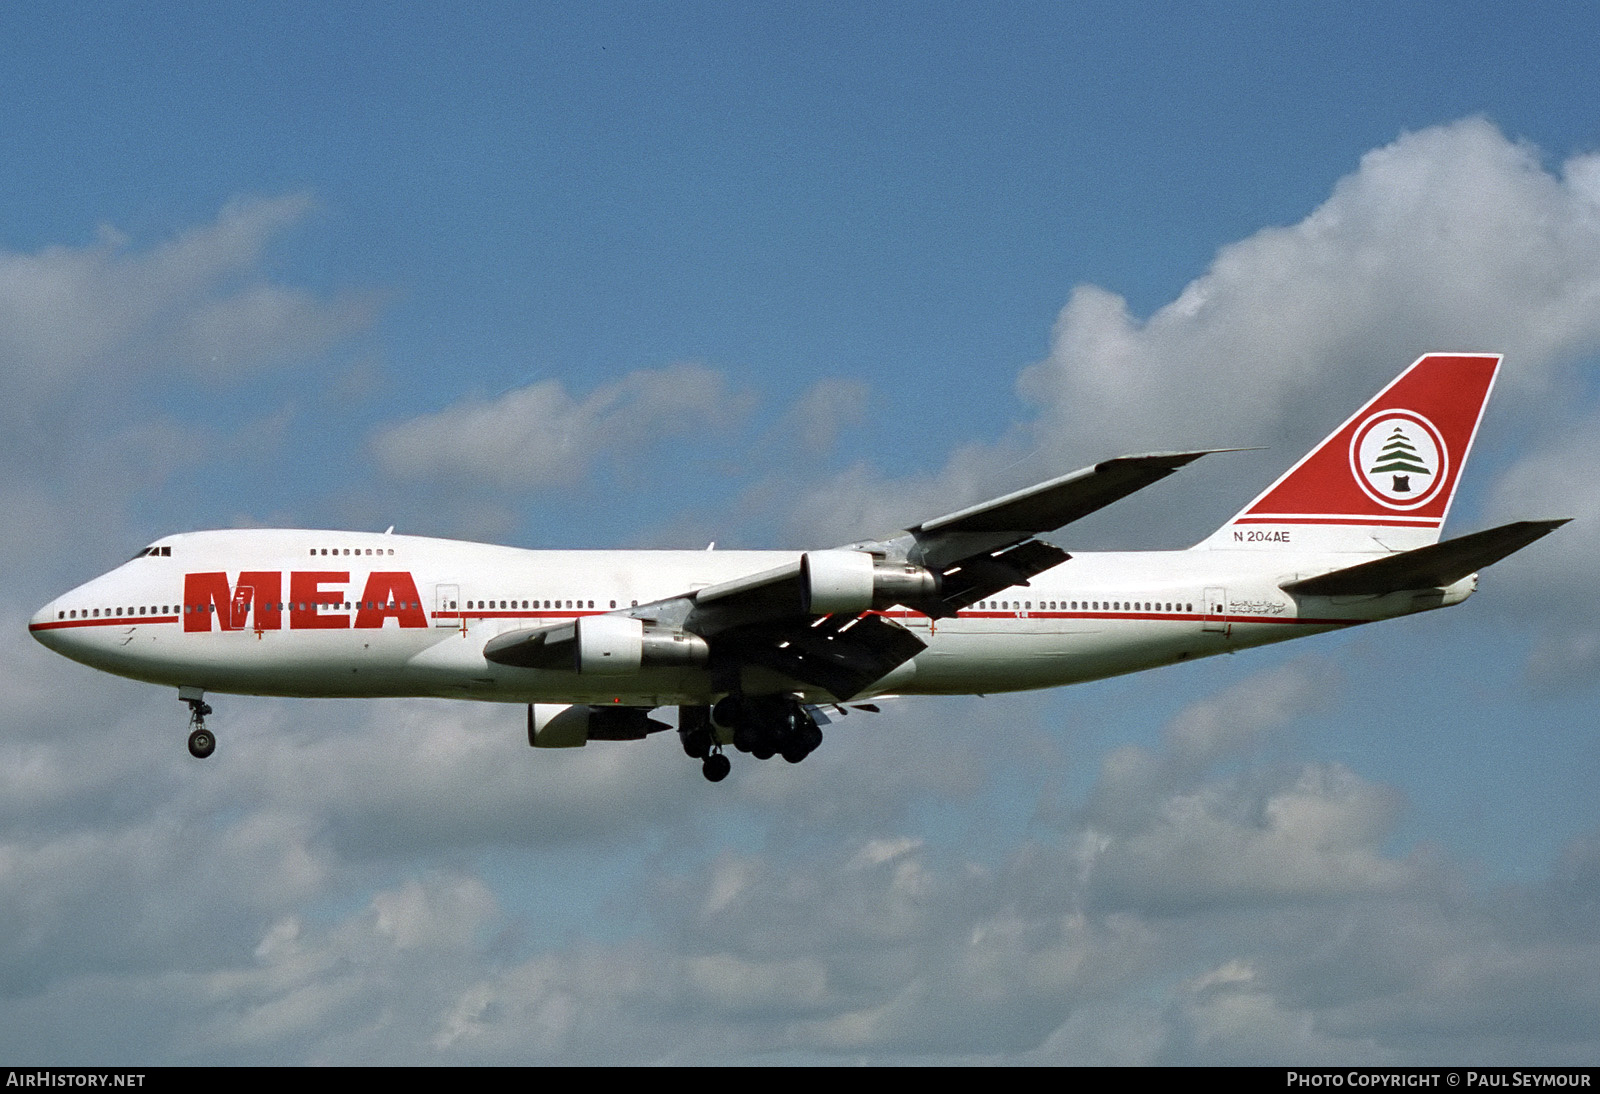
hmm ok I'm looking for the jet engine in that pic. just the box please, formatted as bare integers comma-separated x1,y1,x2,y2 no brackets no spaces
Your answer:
800,550,940,614
574,615,709,675
527,703,670,747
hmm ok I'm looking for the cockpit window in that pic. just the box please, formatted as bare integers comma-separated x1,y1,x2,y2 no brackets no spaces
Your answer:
129,546,172,560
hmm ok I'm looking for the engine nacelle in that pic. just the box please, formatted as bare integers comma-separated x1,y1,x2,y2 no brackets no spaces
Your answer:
870,561,941,606
801,550,876,614
801,550,940,614
574,615,709,674
528,703,672,747
528,703,590,748
575,614,643,675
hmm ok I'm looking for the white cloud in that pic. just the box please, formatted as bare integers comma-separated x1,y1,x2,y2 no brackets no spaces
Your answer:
783,376,871,455
0,194,373,392
3,640,1598,1063
370,363,755,491
784,119,1600,548
0,195,378,590
7,124,1600,1064
1021,118,1600,462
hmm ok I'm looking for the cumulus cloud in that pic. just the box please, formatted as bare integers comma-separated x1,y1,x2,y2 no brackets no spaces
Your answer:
16,662,1572,1064
370,363,756,492
0,193,374,392
8,123,1600,1064
0,195,378,590
782,376,871,455
1081,659,1339,836
1021,118,1600,461
1476,407,1600,680
784,118,1600,547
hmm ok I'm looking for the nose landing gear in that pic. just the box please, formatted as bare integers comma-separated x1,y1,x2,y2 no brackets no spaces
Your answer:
180,689,215,758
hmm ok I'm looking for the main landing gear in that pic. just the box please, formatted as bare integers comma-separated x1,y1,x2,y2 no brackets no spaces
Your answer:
678,696,825,783
180,688,215,759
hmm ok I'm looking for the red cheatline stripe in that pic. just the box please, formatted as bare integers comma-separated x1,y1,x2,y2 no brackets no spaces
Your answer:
435,610,604,620
31,615,182,631
33,609,1366,632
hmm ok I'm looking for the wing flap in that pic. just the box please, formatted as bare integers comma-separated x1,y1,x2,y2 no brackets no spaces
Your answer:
919,539,1071,616
1282,520,1568,597
728,612,927,700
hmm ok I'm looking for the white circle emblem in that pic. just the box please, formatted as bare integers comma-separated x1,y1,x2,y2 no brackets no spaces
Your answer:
1348,411,1448,510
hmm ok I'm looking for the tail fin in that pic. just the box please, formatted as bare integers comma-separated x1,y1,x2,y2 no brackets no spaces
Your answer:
1197,353,1501,552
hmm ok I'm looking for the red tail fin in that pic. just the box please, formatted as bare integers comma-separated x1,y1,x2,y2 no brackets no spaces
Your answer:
1198,353,1501,552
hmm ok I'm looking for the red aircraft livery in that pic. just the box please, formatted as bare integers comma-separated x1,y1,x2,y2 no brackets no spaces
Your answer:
182,571,429,631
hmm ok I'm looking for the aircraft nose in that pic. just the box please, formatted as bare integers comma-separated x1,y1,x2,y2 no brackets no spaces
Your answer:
29,600,63,648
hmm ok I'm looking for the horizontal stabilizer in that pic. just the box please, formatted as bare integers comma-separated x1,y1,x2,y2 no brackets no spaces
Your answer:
1282,520,1568,597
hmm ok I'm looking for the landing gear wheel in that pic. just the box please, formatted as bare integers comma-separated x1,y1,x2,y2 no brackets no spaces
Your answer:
182,692,216,759
782,721,823,763
702,752,731,783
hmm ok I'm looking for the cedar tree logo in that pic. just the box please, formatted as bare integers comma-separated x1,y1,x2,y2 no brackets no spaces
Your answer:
1349,411,1448,510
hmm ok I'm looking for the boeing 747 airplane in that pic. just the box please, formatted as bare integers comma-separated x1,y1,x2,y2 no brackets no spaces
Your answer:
29,353,1564,781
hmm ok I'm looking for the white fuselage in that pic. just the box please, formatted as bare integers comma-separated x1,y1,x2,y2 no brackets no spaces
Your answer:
28,528,1470,707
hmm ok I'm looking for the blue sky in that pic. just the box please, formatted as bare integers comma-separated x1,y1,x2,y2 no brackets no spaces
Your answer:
5,1,1600,1064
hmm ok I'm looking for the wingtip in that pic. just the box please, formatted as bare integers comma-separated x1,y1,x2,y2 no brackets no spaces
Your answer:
1098,446,1266,469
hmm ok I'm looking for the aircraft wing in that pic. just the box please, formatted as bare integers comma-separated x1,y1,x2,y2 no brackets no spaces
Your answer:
674,539,1073,699
907,450,1224,567
486,451,1220,699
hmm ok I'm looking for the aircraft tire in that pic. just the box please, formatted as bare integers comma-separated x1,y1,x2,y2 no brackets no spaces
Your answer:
187,728,215,759
733,722,761,754
702,753,731,782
